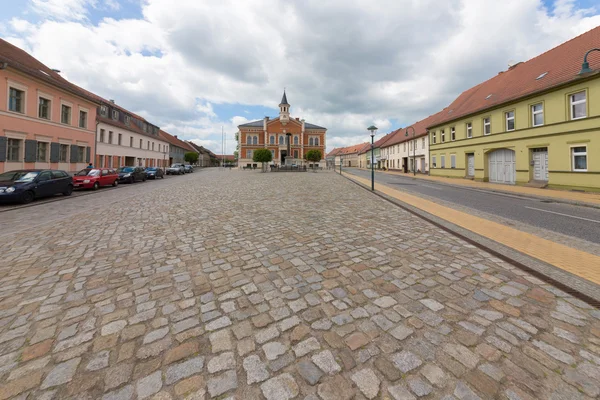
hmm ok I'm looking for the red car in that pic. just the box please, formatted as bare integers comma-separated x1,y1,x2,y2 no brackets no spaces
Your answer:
73,168,119,190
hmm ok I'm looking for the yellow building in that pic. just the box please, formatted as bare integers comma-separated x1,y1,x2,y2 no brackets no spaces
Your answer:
429,27,600,191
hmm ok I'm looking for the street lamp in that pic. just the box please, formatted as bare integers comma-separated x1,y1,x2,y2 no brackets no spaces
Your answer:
578,48,600,75
367,125,378,191
340,156,343,175
405,126,416,176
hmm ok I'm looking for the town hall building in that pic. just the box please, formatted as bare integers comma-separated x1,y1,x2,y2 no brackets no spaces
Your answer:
237,92,327,168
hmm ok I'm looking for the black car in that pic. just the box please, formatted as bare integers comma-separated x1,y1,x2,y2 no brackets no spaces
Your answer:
117,166,147,183
145,167,164,179
0,169,73,204
184,165,194,173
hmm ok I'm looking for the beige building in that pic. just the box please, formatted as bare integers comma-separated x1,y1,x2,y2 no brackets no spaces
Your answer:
335,143,368,167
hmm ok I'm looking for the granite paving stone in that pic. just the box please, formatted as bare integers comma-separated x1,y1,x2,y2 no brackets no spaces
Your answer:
0,169,597,399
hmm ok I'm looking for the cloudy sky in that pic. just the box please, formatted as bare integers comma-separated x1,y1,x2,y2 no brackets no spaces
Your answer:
1,0,599,154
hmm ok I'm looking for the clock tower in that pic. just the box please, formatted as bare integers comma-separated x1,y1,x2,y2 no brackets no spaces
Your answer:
279,90,290,124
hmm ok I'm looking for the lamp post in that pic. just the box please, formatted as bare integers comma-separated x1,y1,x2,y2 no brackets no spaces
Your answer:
367,125,378,191
578,48,600,75
340,156,343,175
405,126,416,176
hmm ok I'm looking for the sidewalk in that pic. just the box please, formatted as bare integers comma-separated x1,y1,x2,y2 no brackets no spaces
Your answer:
345,172,600,288
363,168,600,207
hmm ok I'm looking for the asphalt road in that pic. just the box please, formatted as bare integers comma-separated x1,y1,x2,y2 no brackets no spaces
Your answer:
345,168,600,244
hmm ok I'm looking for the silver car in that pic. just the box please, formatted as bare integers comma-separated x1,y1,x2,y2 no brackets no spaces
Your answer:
166,164,185,175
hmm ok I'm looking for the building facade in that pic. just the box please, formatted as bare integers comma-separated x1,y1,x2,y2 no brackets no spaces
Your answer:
237,92,327,168
186,141,212,167
0,39,99,173
159,130,194,165
95,100,169,168
429,27,600,190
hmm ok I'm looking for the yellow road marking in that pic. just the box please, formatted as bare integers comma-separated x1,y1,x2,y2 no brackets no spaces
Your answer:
345,173,600,285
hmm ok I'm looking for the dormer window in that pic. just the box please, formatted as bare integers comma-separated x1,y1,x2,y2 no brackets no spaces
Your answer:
125,115,130,125
112,110,119,120
100,105,108,116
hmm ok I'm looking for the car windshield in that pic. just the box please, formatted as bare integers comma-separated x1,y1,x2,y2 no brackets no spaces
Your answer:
118,167,135,173
0,171,37,182
146,168,157,171
12,171,39,182
171,164,181,168
75,169,99,176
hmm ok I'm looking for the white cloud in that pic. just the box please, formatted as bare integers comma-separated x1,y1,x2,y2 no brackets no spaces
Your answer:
4,0,600,153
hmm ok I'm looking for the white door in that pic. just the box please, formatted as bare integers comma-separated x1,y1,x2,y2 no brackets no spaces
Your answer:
488,149,515,184
467,154,475,176
533,149,548,181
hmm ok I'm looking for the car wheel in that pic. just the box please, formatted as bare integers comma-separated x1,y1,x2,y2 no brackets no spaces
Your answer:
63,185,73,196
92,182,99,191
21,191,34,204
161,175,164,179
142,176,147,182
112,180,118,187
130,177,135,184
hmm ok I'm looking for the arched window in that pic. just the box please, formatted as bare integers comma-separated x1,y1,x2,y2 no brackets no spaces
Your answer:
315,137,319,146
309,137,314,146
294,136,299,145
270,135,275,145
279,135,284,145
252,136,258,145
246,135,251,145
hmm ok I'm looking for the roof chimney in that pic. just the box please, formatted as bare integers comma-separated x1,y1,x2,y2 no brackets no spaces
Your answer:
51,68,61,73
109,99,115,103
174,135,178,139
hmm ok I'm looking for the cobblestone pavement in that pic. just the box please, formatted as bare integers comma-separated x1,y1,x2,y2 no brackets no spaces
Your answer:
1,169,599,400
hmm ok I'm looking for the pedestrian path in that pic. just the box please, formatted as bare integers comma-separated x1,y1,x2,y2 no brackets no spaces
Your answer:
366,168,600,206
345,172,600,286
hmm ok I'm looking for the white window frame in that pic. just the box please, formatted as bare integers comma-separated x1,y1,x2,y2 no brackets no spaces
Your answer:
440,155,446,169
79,107,88,129
247,149,253,159
441,130,445,143
100,105,108,117
37,91,53,120
7,80,28,115
531,103,544,127
466,122,472,138
571,145,587,172
112,109,119,120
505,111,515,131
60,101,73,125
59,144,69,163
450,154,456,168
570,91,587,120
36,141,49,162
483,117,491,135
450,127,456,141
432,155,437,168
421,138,425,149
6,138,23,162
432,132,436,144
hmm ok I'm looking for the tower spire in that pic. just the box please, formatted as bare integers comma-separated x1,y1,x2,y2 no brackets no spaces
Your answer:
279,89,290,123
280,89,289,105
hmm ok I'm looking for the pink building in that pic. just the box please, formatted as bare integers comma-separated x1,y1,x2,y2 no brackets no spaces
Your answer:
0,39,99,174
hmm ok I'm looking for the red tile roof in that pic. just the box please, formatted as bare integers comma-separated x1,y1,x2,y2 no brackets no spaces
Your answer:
382,111,446,147
357,142,374,155
0,38,100,105
338,143,369,155
431,26,600,127
159,130,196,150
326,148,341,157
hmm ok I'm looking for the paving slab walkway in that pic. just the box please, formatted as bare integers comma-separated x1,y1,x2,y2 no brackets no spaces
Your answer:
0,169,599,400
363,168,600,207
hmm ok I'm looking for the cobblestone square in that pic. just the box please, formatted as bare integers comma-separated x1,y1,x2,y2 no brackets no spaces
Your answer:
1,169,599,399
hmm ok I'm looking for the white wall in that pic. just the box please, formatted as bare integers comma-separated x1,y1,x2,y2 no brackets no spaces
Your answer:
381,135,429,172
96,122,170,163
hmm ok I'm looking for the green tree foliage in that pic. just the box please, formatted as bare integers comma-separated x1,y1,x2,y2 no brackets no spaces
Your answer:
306,149,322,165
184,152,199,164
252,148,273,172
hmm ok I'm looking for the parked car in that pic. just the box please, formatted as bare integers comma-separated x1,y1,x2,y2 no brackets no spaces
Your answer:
73,168,119,190
0,169,73,204
184,165,194,173
117,166,147,183
166,164,185,175
145,167,164,179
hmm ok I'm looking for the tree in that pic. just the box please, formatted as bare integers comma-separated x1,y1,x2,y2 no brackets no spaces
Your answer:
233,150,238,161
184,152,199,164
252,148,272,172
305,149,322,170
